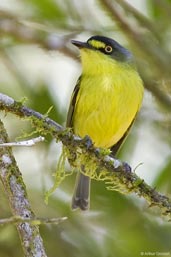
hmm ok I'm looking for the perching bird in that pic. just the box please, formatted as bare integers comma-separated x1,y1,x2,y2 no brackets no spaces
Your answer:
66,35,144,210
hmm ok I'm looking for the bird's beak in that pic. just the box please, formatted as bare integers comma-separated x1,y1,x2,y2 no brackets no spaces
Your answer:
71,39,89,49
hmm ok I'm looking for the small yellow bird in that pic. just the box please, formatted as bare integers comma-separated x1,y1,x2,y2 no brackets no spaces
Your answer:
67,35,144,210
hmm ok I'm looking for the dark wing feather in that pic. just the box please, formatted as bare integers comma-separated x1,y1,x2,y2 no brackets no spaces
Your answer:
110,117,136,156
67,76,90,210
66,76,81,128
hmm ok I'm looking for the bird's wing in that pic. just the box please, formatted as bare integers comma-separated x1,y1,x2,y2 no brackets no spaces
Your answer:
66,76,81,127
110,117,135,156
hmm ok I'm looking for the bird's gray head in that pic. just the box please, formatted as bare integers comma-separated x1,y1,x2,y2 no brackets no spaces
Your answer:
71,35,133,63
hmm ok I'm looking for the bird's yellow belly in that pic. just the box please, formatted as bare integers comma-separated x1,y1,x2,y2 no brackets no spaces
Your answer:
73,74,143,148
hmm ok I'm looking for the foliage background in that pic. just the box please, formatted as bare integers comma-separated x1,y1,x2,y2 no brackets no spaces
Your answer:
0,0,171,256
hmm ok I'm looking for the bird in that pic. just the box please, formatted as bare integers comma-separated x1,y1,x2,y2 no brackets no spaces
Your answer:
66,35,144,210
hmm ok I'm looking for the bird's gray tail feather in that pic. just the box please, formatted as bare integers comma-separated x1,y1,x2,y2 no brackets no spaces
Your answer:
72,173,90,211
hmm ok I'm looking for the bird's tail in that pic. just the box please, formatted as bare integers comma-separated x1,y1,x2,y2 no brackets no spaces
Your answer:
72,173,90,211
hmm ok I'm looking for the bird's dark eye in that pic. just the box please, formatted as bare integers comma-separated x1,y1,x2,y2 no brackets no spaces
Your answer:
105,45,113,53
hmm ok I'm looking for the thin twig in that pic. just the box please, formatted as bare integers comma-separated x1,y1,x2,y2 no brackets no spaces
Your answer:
0,136,45,147
0,216,67,225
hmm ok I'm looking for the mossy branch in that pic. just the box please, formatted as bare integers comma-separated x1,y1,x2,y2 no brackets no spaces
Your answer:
0,118,48,257
0,93,171,219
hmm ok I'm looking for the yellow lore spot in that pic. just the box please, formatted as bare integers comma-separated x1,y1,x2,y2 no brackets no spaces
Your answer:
88,40,105,49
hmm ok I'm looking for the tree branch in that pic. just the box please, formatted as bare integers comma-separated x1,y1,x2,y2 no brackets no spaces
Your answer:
0,10,76,60
0,93,171,219
0,119,47,257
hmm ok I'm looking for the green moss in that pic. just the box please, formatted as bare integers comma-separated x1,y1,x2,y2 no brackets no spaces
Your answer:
44,146,72,204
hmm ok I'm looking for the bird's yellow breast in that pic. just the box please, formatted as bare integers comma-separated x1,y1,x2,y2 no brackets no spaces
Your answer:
73,50,144,148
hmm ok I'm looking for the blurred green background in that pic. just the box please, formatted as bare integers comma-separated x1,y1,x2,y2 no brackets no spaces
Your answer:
0,0,171,256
